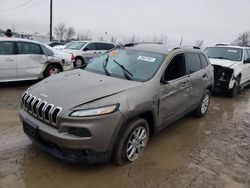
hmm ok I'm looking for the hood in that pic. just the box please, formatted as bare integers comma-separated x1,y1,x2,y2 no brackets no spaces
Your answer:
209,58,239,68
27,70,141,110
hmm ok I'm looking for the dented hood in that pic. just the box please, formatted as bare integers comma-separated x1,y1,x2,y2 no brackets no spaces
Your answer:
209,58,239,68
27,69,141,110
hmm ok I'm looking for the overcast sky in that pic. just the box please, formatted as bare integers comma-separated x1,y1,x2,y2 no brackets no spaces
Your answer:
1,0,250,46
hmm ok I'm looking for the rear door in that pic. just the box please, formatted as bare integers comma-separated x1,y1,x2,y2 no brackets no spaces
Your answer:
0,41,17,81
159,53,191,124
242,49,250,83
185,53,207,106
82,42,98,62
16,42,47,79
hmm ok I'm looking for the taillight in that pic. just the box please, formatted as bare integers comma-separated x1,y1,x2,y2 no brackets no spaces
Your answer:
71,54,75,61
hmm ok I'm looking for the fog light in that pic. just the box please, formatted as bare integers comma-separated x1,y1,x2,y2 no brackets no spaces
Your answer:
68,127,91,137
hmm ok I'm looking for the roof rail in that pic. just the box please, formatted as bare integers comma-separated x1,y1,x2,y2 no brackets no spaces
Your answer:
172,46,200,51
215,43,230,47
124,42,164,47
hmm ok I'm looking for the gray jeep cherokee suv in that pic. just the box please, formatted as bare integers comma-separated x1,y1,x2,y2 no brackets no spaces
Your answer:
19,44,213,165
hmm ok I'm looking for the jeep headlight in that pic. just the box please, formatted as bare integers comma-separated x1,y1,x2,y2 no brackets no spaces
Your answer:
70,104,119,117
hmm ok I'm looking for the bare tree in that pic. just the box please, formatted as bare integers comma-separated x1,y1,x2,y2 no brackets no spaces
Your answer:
11,25,16,34
195,40,204,48
54,23,67,41
98,36,104,41
66,26,75,41
110,36,117,43
233,32,250,46
129,35,136,43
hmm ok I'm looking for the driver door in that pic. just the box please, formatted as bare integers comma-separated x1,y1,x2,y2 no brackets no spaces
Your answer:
159,53,191,124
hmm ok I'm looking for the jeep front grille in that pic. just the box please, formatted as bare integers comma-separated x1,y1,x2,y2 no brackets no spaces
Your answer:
21,92,62,127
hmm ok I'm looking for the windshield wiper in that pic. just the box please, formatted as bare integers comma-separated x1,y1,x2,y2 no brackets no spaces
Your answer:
113,60,133,80
210,56,233,61
102,54,111,76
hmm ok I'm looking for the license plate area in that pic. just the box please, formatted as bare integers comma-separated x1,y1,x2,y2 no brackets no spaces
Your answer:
23,122,39,140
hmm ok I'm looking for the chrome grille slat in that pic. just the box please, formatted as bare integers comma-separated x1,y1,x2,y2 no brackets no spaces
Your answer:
25,94,32,111
21,92,62,128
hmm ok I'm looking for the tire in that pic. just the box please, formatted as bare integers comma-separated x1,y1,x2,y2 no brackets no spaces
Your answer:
74,57,83,67
228,76,240,98
112,118,149,166
193,89,211,117
43,64,62,78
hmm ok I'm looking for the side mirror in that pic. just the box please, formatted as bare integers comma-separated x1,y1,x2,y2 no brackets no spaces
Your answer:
244,58,250,64
160,77,169,84
83,48,90,51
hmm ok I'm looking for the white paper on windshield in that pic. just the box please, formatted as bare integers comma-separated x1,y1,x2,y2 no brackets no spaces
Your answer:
227,49,237,53
137,56,156,62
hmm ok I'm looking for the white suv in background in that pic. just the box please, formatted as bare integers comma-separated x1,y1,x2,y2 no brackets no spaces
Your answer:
0,38,73,83
205,45,250,97
63,41,116,67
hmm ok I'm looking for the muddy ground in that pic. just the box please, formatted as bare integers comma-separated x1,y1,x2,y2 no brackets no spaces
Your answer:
0,81,249,188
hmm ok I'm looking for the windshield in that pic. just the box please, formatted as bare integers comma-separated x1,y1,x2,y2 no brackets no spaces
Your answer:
85,49,166,82
65,42,87,50
205,47,243,61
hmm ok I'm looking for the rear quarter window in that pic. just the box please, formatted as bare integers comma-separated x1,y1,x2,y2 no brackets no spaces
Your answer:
96,43,115,50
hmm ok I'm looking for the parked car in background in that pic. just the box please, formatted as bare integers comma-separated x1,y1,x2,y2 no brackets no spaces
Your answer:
19,43,213,165
0,38,74,82
205,45,250,97
63,41,116,67
48,41,66,47
53,41,74,50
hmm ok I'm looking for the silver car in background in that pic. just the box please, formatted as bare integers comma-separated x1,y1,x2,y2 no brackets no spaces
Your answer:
63,41,116,67
0,38,74,82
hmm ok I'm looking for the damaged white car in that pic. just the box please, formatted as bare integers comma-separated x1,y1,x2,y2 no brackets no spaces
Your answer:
205,45,250,97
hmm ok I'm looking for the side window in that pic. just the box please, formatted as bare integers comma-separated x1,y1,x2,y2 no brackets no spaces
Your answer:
0,42,14,55
199,54,208,68
244,50,250,60
96,43,115,50
247,50,250,59
41,45,54,56
84,43,96,51
164,54,186,81
17,42,43,55
185,53,202,74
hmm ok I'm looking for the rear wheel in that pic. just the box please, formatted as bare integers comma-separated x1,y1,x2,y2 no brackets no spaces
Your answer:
193,89,211,117
112,118,149,166
44,64,62,78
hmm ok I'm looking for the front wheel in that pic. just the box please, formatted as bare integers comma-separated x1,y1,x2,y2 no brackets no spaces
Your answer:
112,118,149,166
74,58,83,67
193,89,211,117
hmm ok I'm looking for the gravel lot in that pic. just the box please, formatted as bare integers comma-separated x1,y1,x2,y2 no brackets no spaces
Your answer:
0,81,249,188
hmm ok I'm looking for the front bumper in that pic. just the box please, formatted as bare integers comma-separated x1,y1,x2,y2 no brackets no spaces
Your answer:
19,107,125,163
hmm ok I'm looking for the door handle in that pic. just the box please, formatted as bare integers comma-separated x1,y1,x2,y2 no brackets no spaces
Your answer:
180,81,187,86
202,74,208,78
5,58,14,61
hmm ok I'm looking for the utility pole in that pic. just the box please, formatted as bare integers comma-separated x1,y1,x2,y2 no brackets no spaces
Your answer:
179,37,183,46
49,0,53,41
